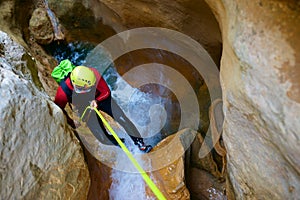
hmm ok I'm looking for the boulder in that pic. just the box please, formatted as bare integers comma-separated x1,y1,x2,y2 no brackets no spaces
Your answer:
29,8,54,45
187,167,226,200
0,31,90,199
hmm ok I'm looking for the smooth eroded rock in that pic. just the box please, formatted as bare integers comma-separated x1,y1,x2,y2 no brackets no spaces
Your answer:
205,0,300,199
0,31,90,200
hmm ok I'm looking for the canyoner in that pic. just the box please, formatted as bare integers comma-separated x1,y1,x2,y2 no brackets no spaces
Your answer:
51,59,153,152
51,59,164,199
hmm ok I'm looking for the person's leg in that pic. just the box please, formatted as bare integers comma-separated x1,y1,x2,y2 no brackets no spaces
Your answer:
110,98,142,140
94,113,122,146
98,96,152,152
71,93,121,146
80,105,120,146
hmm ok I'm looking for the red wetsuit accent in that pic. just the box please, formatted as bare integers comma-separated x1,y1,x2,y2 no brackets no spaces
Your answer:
54,67,110,109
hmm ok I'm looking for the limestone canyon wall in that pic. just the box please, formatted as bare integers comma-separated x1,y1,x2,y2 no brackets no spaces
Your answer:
205,0,300,199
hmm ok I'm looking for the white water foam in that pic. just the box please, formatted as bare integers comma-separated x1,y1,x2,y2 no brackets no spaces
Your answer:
108,145,155,200
105,70,166,199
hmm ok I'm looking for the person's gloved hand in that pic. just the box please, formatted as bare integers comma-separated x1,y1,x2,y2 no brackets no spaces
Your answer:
90,100,98,109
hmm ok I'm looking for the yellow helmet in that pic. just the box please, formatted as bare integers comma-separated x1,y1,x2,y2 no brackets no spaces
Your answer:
70,66,96,93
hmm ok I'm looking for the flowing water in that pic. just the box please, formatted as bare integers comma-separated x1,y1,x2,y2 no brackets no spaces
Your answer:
108,143,155,200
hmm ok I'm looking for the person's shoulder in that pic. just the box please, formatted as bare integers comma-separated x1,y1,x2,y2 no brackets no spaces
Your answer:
89,67,102,80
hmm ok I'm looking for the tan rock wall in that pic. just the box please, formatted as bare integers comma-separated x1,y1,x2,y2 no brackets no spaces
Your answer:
93,0,222,65
205,0,300,199
46,0,221,65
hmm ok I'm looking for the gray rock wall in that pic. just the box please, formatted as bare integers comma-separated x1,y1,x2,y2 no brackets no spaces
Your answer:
0,31,90,199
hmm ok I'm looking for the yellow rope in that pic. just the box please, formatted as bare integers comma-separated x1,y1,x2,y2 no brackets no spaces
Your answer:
81,106,166,200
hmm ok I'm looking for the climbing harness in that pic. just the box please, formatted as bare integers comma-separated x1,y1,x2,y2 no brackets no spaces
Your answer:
80,106,166,200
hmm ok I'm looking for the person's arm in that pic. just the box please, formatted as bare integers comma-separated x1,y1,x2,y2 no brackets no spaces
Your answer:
54,86,76,128
54,86,68,108
95,77,110,102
